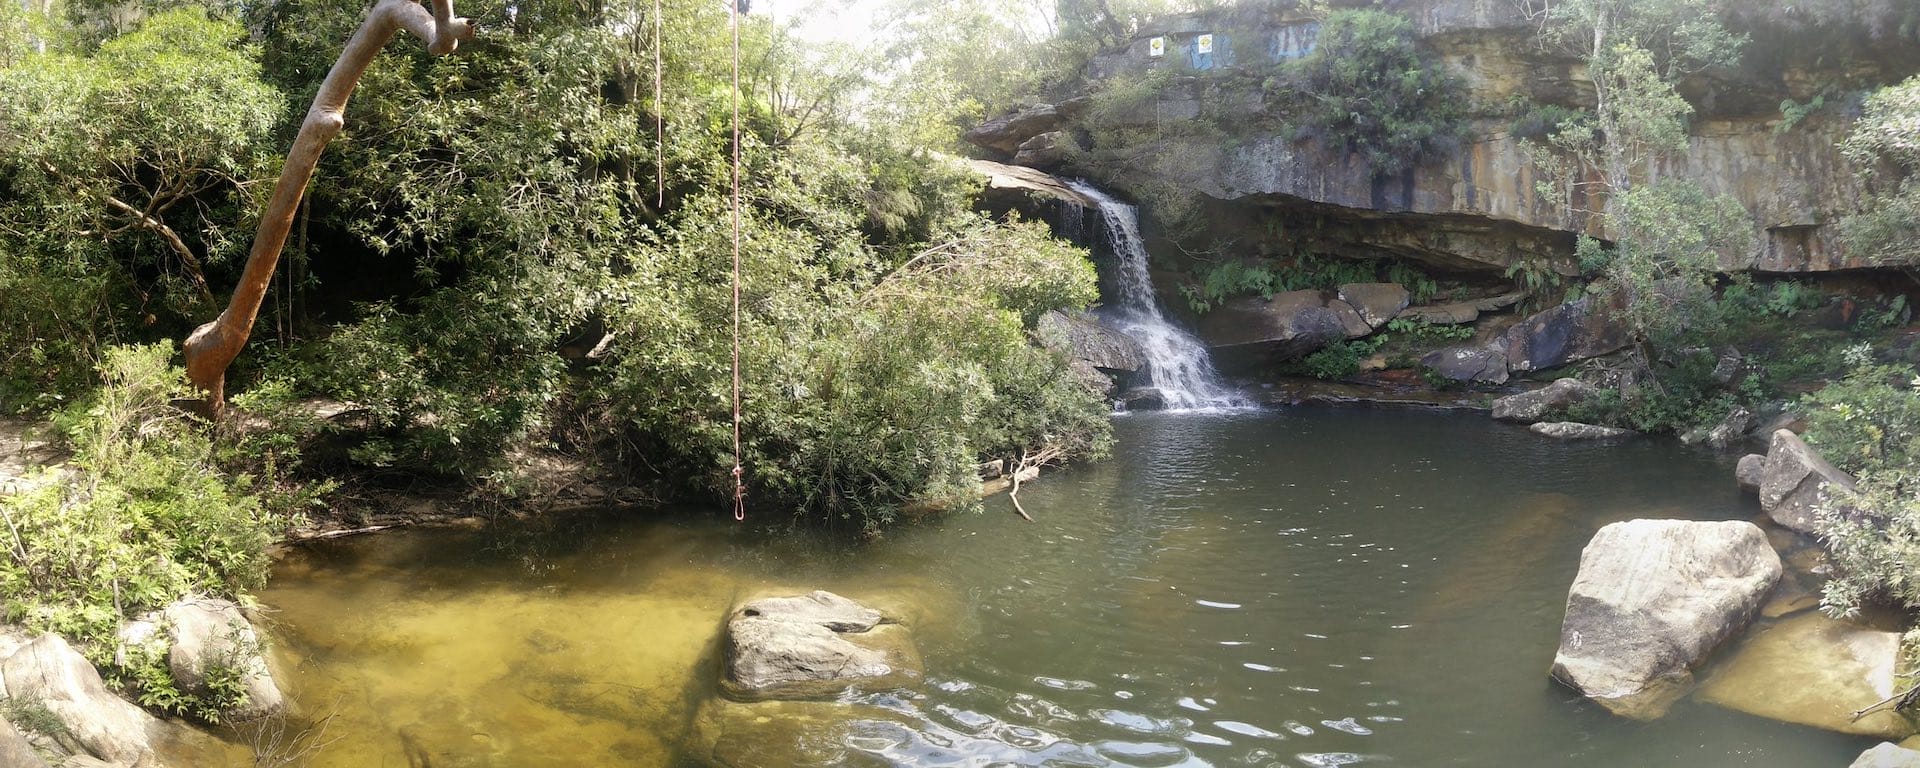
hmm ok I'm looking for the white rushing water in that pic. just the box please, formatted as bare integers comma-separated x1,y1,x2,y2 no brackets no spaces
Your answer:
1067,181,1245,411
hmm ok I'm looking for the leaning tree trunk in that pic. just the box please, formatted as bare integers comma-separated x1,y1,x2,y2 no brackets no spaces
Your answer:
183,0,474,413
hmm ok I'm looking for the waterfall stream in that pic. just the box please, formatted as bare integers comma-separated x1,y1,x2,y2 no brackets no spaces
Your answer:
1067,181,1245,411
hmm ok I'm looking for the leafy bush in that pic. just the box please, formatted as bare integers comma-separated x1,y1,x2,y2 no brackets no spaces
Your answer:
1291,338,1384,381
600,214,1110,533
0,344,290,674
1282,8,1465,177
1805,361,1920,615
1179,254,1437,314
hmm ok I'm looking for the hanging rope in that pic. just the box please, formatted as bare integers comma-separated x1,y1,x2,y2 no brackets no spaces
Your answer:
652,0,663,209
728,0,746,522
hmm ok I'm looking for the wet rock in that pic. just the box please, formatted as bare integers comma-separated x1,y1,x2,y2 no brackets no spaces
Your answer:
0,634,177,765
1854,742,1920,767
962,158,1097,211
1197,292,1348,371
1037,311,1143,373
1758,429,1859,535
690,696,914,768
1711,347,1745,385
1698,612,1915,738
1681,408,1754,449
1401,302,1480,325
1530,422,1635,440
0,719,48,768
1550,519,1781,720
1335,283,1410,330
161,597,285,720
1492,378,1597,423
1736,454,1767,495
1500,297,1630,374
1120,387,1166,411
723,591,921,701
1420,345,1509,384
1472,291,1529,313
1012,131,1069,169
963,104,1062,155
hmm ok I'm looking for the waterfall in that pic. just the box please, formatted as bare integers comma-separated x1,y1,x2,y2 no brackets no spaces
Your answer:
1066,181,1245,411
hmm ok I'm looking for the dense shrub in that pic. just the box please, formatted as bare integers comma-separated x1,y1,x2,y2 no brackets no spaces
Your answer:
0,344,291,686
1283,8,1465,177
1803,358,1920,615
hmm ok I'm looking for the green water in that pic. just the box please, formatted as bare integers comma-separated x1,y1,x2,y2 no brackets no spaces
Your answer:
256,409,1871,767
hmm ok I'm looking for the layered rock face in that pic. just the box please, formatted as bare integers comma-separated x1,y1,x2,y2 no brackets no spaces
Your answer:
972,2,1920,276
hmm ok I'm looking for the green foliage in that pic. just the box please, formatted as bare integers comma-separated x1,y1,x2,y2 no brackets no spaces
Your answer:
0,7,280,406
1179,254,1435,314
1382,316,1473,342
1606,179,1754,343
1291,337,1383,381
0,695,67,739
1840,76,1920,265
1508,100,1590,143
601,214,1109,532
1803,360,1920,615
1282,8,1464,177
0,343,290,667
1776,93,1827,134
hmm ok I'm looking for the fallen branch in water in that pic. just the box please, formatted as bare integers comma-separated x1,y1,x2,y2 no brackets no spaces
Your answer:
293,523,403,541
1005,444,1065,522
1850,681,1920,721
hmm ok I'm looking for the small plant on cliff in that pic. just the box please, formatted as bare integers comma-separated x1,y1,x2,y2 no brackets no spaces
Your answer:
1839,75,1920,266
1282,8,1466,178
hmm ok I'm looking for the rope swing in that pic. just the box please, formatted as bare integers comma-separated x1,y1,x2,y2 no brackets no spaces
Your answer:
728,0,747,522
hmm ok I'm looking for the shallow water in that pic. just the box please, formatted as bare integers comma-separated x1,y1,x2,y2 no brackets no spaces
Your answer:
256,409,1870,767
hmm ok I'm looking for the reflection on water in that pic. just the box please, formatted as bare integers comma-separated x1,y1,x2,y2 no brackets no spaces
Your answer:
258,409,1871,767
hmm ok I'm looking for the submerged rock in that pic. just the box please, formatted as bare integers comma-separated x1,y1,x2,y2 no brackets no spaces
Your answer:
1550,519,1781,720
1757,429,1859,535
689,697,915,768
1531,422,1635,440
722,591,921,701
1698,612,1915,739
1492,378,1597,423
1852,742,1920,767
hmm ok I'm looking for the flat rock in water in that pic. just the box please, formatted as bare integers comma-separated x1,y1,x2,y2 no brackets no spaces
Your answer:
723,591,920,701
1531,422,1634,440
1698,612,1915,739
1853,742,1920,767
1551,519,1780,720
1758,429,1860,534
1492,378,1596,423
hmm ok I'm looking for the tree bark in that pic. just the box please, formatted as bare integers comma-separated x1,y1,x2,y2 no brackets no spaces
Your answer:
183,0,474,413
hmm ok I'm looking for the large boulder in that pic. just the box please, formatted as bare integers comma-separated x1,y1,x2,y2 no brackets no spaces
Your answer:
1335,283,1410,330
1011,131,1069,169
1197,292,1349,372
1757,429,1860,535
1852,743,1920,767
160,597,285,721
1531,422,1635,440
1697,612,1915,738
1500,296,1630,374
0,634,175,765
1036,311,1144,373
1492,378,1597,423
1550,519,1781,720
722,591,920,701
1420,345,1509,384
963,104,1063,155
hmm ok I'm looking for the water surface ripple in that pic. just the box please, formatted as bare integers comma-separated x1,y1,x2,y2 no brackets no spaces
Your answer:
261,409,1869,767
